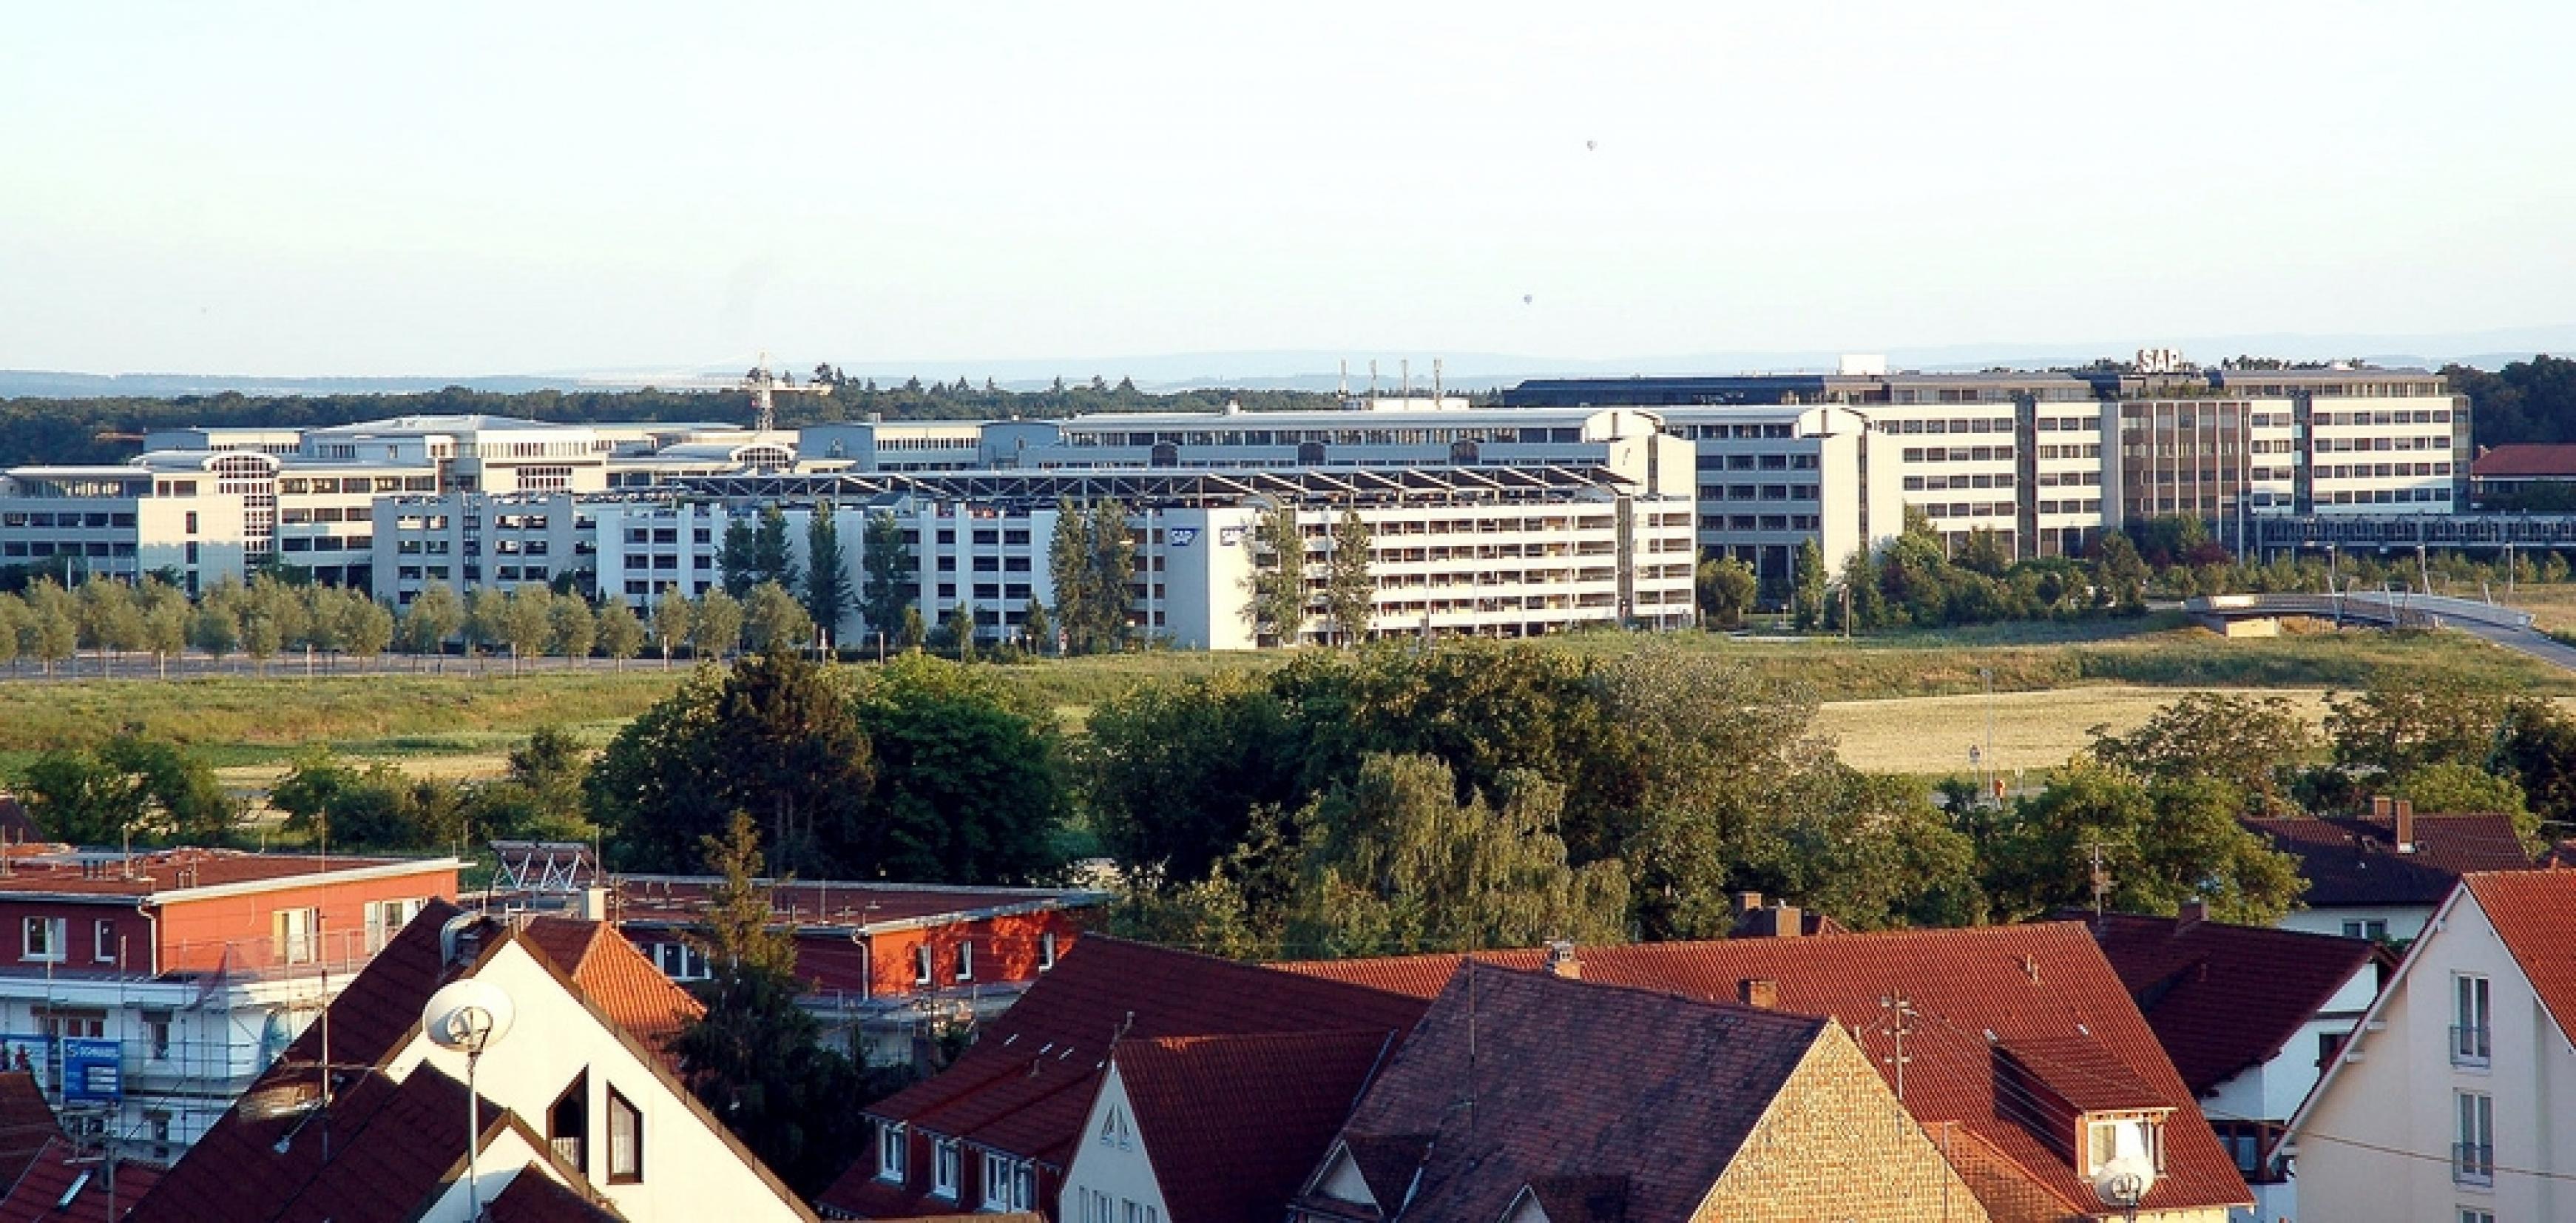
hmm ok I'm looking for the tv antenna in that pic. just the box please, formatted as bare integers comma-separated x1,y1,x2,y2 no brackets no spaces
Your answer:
422,979,518,1221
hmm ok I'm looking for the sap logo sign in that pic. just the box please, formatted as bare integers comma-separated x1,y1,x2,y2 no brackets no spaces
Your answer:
1168,528,1200,548
1217,526,1246,547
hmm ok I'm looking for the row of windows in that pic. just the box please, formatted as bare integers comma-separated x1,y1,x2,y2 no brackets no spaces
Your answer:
277,475,431,495
279,536,372,553
1922,503,2012,520
1,511,139,528
1698,485,1822,502
1066,425,1586,447
1,541,137,558
1674,423,1799,440
1899,446,2015,464
1904,474,2021,492
2038,499,2106,516
1878,417,2016,435
1700,514,1822,532
1694,453,1819,471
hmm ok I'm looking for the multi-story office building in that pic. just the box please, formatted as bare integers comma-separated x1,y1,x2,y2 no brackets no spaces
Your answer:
376,449,1698,649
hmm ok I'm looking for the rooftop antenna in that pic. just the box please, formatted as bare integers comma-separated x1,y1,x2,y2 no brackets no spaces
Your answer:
1368,360,1379,397
1433,359,1443,404
1339,360,1349,399
422,978,517,1222
2088,840,2112,925
1401,359,1411,399
1878,992,1916,1102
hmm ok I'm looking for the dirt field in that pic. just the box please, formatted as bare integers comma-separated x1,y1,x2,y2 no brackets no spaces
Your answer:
1815,685,2336,776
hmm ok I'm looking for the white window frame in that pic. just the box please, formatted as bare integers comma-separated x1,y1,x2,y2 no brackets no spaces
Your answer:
273,907,320,966
1040,931,1057,971
914,943,933,986
93,919,115,963
931,1137,961,1199
2455,974,2492,1068
143,1011,172,1062
981,1151,1029,1211
21,917,64,963
957,941,974,983
605,1086,642,1184
876,1122,907,1183
2456,1091,2495,1186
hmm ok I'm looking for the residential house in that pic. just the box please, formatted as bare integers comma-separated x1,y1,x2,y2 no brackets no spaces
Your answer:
817,935,1430,1222
1279,923,2253,1222
2242,801,2534,942
125,900,811,1223
0,1135,166,1222
611,875,1106,1065
0,847,460,1154
1291,961,1990,1223
2288,871,2576,1223
1061,1030,1395,1223
2082,905,2384,1223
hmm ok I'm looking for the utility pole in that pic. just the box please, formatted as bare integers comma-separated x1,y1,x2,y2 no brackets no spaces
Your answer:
2086,840,2113,925
1878,993,1917,1102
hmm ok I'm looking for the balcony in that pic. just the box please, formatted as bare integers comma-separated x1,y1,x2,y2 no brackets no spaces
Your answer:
2452,1024,2492,1068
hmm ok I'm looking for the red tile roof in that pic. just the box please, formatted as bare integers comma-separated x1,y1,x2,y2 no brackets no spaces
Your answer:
0,849,453,899
817,935,1430,1218
2472,443,2576,479
1309,965,1830,1223
1109,1031,1395,1223
0,1136,166,1223
2462,872,2576,1044
2243,813,2534,907
2080,912,2383,1096
519,916,704,1049
0,1071,62,1191
483,1165,626,1222
1279,924,2251,1219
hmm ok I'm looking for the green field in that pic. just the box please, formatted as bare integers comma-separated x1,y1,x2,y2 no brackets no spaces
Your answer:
1,619,2565,795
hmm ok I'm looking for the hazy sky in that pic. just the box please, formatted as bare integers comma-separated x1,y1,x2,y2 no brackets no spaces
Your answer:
4,2,2572,376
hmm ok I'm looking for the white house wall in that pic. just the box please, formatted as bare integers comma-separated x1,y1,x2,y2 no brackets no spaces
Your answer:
1058,1062,1175,1223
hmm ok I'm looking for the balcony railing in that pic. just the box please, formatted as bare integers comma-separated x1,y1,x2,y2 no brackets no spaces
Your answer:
2454,1142,2495,1186
2453,1024,2493,1068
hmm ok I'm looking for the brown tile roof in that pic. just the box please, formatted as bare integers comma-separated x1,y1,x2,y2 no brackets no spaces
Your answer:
0,849,452,899
2244,813,2534,908
1110,1031,1395,1223
2080,912,2383,1096
484,1167,627,1222
817,935,1430,1218
519,916,705,1049
1277,923,2252,1219
1312,965,1828,1223
0,797,38,846
0,1136,166,1223
2472,443,2576,479
2463,871,2576,1044
0,1071,62,1191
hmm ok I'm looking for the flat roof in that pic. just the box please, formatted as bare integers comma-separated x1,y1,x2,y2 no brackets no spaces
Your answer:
0,849,462,903
611,875,1108,934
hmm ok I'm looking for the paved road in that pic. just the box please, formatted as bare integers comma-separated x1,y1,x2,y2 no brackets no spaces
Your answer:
2449,619,2576,673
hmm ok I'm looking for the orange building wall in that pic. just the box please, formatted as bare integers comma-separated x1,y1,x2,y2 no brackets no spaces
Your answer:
153,869,459,973
851,909,1089,1000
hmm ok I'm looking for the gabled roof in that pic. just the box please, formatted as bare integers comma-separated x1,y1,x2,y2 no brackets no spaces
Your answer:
0,1072,62,1191
2461,871,2576,1043
1279,924,2251,1219
817,935,1430,1218
484,1165,627,1222
2242,813,2534,907
519,916,704,1048
1108,1031,1394,1223
1308,966,1827,1223
2471,443,2576,479
2080,912,2383,1096
0,1136,166,1223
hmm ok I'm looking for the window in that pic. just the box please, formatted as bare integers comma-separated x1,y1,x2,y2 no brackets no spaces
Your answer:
981,1151,1032,1211
2455,1091,2494,1185
877,1122,907,1183
550,1071,589,1173
2455,975,2492,1067
272,907,320,965
144,1011,172,1062
606,1087,642,1183
913,944,933,986
94,920,117,963
365,898,425,954
652,942,710,981
931,1138,961,1199
1100,1105,1133,1150
2082,1113,2166,1179
956,942,974,983
21,917,64,963
1040,931,1058,971
2342,918,2389,941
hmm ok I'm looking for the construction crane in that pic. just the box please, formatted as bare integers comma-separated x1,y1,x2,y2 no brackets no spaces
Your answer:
741,351,831,434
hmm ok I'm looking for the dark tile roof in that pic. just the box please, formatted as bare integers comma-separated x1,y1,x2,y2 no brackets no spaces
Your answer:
1110,1031,1394,1223
1277,923,2252,1219
0,848,450,898
1312,966,1827,1223
0,797,39,846
2243,813,2534,908
0,1071,62,1191
2463,871,2576,1044
2079,912,2383,1096
2472,443,2576,479
484,1167,627,1222
817,935,1430,1218
0,1136,166,1223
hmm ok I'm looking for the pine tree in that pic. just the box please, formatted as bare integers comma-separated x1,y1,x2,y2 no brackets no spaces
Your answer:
1323,511,1375,646
803,508,853,645
858,512,916,642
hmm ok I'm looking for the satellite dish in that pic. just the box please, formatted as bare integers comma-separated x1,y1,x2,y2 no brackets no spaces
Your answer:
2092,1153,2155,1210
421,979,516,1056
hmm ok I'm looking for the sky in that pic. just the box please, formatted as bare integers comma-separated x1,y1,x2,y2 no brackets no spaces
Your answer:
2,2,2572,377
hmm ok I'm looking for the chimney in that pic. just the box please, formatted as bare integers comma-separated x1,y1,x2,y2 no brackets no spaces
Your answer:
2371,795,2393,821
2396,799,2416,853
578,886,609,921
1544,941,1582,980
1734,891,1764,915
2177,898,2208,930
1765,903,1805,939
1738,978,1779,1010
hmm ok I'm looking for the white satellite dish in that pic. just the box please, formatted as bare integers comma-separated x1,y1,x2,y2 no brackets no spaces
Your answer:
421,978,516,1056
2092,1152,2155,1213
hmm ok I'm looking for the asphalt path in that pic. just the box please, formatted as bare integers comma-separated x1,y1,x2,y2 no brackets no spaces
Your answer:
2449,619,2576,673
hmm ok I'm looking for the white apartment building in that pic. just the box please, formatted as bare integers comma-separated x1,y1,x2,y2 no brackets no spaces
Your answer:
2288,872,2576,1223
376,454,1697,649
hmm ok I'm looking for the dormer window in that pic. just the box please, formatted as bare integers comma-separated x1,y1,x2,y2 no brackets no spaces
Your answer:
877,1122,907,1183
2083,1111,2168,1179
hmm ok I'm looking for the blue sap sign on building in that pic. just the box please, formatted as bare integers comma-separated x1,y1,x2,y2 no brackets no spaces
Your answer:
62,1038,121,1103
